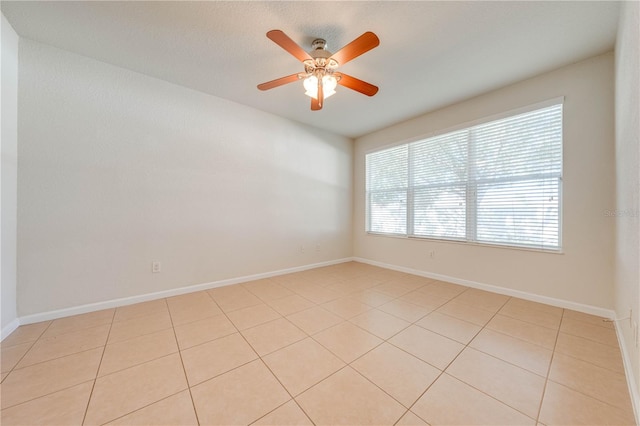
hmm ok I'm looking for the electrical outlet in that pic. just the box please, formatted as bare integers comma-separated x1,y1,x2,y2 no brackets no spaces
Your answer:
429,251,436,259
298,246,305,254
152,261,161,273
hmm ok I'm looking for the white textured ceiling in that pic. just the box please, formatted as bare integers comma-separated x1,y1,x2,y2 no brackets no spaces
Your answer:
1,1,619,138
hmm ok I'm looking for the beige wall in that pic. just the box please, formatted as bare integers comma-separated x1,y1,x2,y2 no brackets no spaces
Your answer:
17,39,353,317
1,14,19,335
354,53,615,309
615,0,640,409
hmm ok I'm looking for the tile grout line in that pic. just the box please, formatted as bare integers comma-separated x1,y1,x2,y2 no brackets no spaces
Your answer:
1,319,54,380
245,317,308,357
535,307,565,424
165,297,202,426
9,325,125,373
459,342,550,380
111,276,222,409
453,296,546,421
481,316,560,348
96,389,189,425
386,292,507,373
542,313,633,416
400,295,541,425
255,273,423,422
452,300,560,377
395,306,492,424
248,367,317,426
80,308,116,426
108,311,175,345
254,280,346,426
347,353,423,418
292,288,500,425
91,338,181,379
1,312,109,411
347,307,414,342
306,320,386,365
496,310,562,331
545,376,634,414
557,328,623,348
550,342,628,374
248,398,315,426
254,312,378,403
1,380,98,412
2,347,111,390
207,287,318,426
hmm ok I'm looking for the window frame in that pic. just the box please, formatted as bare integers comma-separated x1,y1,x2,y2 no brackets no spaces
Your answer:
365,97,564,253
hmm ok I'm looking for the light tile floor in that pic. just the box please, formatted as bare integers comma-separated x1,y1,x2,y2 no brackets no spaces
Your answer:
0,262,636,425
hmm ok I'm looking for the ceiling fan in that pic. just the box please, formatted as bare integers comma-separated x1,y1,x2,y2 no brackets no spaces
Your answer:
257,30,380,111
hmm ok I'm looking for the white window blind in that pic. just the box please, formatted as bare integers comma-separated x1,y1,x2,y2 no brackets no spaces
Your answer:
366,145,408,235
411,129,468,240
365,101,563,251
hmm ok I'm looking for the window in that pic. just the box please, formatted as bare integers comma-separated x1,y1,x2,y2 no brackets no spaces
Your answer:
366,100,563,251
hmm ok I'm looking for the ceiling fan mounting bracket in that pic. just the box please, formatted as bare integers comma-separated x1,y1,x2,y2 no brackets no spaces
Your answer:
311,38,327,51
308,39,335,65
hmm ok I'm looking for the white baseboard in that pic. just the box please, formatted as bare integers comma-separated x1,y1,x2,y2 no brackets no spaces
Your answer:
6,255,636,423
12,255,615,329
615,320,640,425
353,257,616,318
18,257,353,326
1,318,21,341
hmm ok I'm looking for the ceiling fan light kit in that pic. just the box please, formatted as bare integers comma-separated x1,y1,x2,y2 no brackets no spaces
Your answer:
257,30,379,111
303,74,338,100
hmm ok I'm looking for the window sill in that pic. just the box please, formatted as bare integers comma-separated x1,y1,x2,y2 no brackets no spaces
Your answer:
365,231,564,255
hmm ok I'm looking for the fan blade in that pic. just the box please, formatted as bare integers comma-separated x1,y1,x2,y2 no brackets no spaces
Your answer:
267,30,313,62
335,73,379,96
257,74,300,91
311,74,324,111
318,78,324,108
311,96,322,111
330,32,379,66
